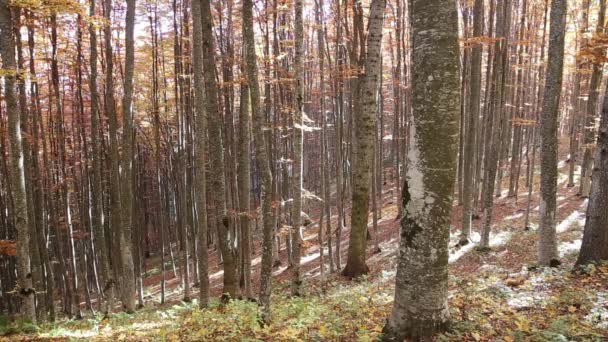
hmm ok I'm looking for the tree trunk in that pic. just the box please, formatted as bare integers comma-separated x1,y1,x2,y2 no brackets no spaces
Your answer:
0,0,36,321
342,0,387,279
201,0,238,299
579,0,606,198
382,0,460,338
120,0,137,312
460,0,484,245
243,0,275,320
538,0,567,266
577,72,608,264
290,0,304,296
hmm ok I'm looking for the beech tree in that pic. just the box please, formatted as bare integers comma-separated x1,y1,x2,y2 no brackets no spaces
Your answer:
538,0,567,266
382,0,461,338
343,0,388,279
0,0,35,321
577,1,608,266
1,0,607,337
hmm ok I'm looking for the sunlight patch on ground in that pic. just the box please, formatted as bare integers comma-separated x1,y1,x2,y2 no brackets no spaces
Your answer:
448,230,513,264
503,268,558,309
586,291,608,329
504,212,523,221
559,239,582,258
556,200,587,233
368,238,399,263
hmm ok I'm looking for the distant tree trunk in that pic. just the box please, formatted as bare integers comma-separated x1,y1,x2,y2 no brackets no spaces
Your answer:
191,0,210,308
201,0,238,299
26,18,55,321
342,0,387,279
120,0,137,312
237,55,252,299
103,0,124,306
580,0,606,198
382,0,460,338
508,0,529,199
577,74,608,264
567,0,590,188
480,0,509,248
460,0,483,245
0,0,36,321
538,0,566,266
291,0,304,296
243,0,275,320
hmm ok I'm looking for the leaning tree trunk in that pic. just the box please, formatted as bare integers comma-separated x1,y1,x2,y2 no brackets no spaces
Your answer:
0,0,36,321
382,0,460,339
342,0,387,279
577,69,608,265
120,0,137,312
538,0,566,266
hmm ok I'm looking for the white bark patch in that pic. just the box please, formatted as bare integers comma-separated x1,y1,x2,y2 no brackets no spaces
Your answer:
405,123,426,219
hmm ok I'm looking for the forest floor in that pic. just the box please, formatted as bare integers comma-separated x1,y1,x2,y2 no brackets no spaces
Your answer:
2,148,608,341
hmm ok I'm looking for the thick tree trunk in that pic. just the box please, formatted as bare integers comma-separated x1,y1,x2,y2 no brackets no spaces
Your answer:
577,74,608,264
0,0,36,321
382,0,460,339
538,0,567,266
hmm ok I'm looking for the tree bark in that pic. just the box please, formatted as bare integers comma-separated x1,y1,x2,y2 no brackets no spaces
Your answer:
460,0,484,245
382,0,460,338
243,0,275,320
290,0,304,296
201,0,238,299
577,70,608,264
342,0,387,279
0,0,36,321
120,0,137,312
191,0,210,308
538,0,567,266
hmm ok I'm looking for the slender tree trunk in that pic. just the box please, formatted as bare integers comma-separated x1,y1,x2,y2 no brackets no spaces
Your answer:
191,0,210,308
120,0,137,312
480,0,509,248
538,0,567,266
342,0,387,279
243,0,275,320
201,0,238,299
567,0,590,188
460,0,484,245
290,0,304,296
237,57,252,299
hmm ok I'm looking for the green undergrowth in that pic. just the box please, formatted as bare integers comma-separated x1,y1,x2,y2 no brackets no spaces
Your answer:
2,264,607,341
